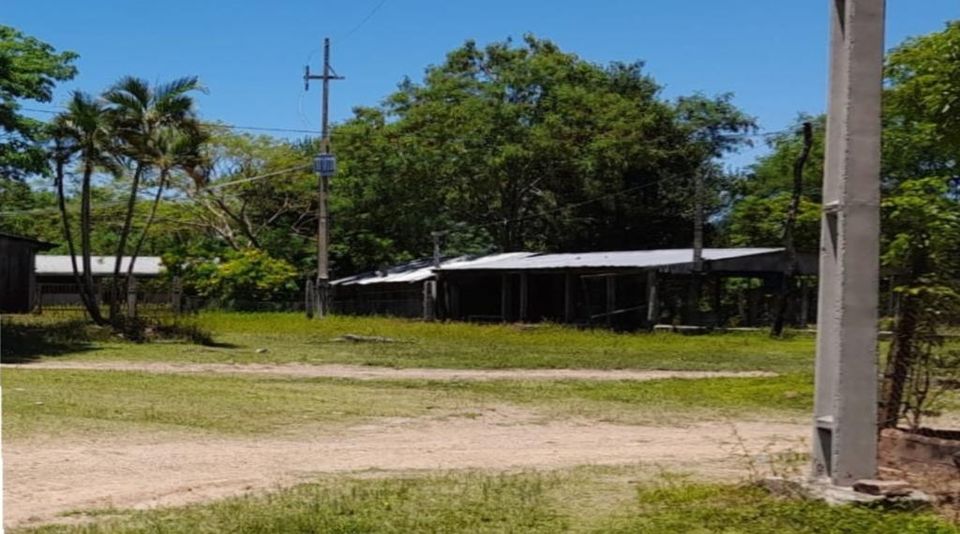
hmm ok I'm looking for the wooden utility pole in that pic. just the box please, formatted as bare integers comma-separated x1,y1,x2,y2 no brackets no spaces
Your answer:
688,168,705,325
304,37,344,318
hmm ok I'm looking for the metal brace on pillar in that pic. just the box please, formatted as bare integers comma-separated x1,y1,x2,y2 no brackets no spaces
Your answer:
812,0,885,486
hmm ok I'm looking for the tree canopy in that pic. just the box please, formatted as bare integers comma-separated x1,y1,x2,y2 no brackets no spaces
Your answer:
0,25,77,180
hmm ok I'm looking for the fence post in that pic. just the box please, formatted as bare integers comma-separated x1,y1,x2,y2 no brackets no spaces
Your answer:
126,277,138,319
171,277,183,316
422,280,437,321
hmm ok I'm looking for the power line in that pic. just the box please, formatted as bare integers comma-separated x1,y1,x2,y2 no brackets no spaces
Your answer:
0,165,314,218
20,106,796,141
336,0,389,42
202,164,312,190
20,107,323,135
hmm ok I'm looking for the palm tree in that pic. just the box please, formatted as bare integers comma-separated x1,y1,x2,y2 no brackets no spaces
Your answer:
51,91,120,325
126,121,209,279
102,76,203,321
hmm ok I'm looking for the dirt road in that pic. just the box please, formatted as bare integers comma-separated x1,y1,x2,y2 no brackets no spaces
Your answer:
3,406,806,529
1,361,776,382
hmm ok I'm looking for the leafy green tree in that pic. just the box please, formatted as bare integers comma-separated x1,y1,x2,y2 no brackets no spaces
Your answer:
0,25,77,180
171,131,317,269
193,248,299,305
879,178,960,428
330,35,753,272
883,21,960,192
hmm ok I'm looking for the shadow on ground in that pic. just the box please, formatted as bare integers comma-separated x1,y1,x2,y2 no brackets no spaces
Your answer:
0,319,99,363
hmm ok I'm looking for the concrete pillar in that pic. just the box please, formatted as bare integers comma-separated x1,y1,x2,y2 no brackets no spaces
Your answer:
646,271,659,325
812,0,885,486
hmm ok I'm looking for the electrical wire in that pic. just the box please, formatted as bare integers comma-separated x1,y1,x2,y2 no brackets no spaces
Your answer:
20,107,323,136
201,164,312,190
336,0,389,43
20,106,796,141
0,165,314,218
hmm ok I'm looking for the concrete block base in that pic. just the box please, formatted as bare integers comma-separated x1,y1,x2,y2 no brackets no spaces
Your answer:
760,477,931,507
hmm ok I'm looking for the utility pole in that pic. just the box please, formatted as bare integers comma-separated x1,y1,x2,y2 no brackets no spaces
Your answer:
431,231,446,268
688,167,705,325
304,37,344,318
812,0,885,487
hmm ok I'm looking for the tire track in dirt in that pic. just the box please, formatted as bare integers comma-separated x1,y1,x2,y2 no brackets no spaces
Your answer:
3,407,806,529
2,361,777,382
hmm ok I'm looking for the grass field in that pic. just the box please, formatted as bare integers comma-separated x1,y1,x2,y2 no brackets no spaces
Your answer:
19,469,957,534
3,313,957,532
2,312,817,372
1,369,812,439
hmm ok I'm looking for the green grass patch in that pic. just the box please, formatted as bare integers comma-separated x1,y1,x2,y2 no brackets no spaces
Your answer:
0,369,472,439
18,470,956,533
2,368,811,439
4,312,817,372
421,373,813,423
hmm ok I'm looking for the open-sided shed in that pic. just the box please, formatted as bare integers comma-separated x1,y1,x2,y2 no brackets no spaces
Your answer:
435,248,818,328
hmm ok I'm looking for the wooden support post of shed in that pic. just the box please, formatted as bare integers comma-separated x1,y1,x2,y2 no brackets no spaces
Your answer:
605,275,616,326
563,274,575,323
126,277,138,319
449,280,461,320
646,271,659,326
712,275,723,326
501,273,512,322
519,273,529,322
422,280,437,321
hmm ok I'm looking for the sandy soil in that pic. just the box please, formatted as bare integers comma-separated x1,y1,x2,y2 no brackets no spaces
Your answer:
1,361,776,382
3,405,807,529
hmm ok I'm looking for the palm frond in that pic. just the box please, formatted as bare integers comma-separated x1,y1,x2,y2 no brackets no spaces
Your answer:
154,76,205,102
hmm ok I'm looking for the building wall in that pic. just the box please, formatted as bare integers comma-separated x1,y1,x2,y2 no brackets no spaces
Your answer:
0,237,37,313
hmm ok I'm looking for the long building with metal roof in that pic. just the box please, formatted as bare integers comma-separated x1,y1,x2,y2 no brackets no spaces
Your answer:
332,248,818,328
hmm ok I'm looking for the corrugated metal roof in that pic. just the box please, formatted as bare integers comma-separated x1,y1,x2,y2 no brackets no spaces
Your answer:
333,249,787,285
332,252,536,286
35,255,164,276
437,248,784,271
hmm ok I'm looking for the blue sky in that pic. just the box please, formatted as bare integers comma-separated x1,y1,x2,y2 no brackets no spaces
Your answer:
7,1,959,169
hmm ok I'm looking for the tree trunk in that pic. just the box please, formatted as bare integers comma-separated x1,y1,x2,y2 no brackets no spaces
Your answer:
55,157,97,319
80,161,105,325
879,293,919,429
772,122,813,337
111,163,144,323
126,170,167,285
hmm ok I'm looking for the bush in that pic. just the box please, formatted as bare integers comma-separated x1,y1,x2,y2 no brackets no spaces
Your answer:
173,249,300,304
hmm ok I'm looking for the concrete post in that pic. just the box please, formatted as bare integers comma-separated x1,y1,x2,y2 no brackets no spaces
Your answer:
812,0,885,486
